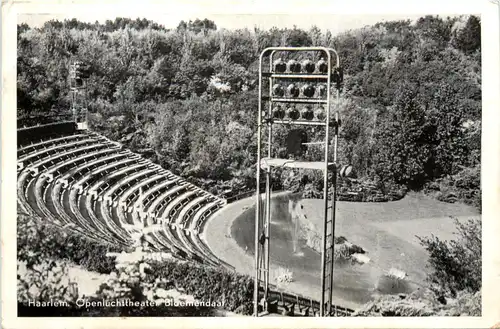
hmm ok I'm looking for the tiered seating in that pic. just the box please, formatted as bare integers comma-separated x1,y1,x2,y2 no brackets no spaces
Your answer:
115,174,165,226
147,184,190,220
102,167,158,207
160,190,200,223
17,126,232,268
18,133,84,158
86,162,148,200
192,200,224,231
19,136,97,166
17,121,77,147
26,143,109,175
17,170,37,216
99,168,158,235
133,179,179,217
73,157,141,192
54,150,128,185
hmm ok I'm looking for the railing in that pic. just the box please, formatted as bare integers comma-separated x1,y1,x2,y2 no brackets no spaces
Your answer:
259,284,354,316
225,184,267,204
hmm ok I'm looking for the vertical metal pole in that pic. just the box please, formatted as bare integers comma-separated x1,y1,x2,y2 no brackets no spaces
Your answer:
320,49,332,317
263,51,275,311
328,72,341,316
254,52,264,317
71,63,76,123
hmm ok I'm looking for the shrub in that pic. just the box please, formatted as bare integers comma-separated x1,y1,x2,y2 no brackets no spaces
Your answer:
18,260,79,306
424,165,481,210
417,217,481,298
437,290,481,316
353,293,437,316
145,260,254,314
89,250,242,316
353,289,481,317
17,214,125,273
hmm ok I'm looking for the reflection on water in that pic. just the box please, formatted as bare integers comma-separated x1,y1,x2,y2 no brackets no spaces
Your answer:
231,195,417,306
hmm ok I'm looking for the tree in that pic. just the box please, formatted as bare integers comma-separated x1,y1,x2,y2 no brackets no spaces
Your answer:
373,83,435,189
453,15,481,54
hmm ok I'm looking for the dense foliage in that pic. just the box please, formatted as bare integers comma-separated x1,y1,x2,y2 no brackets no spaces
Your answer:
17,215,254,315
17,214,123,273
417,217,481,298
18,212,481,316
354,216,482,317
16,14,482,317
17,15,481,204
145,260,254,314
354,289,481,316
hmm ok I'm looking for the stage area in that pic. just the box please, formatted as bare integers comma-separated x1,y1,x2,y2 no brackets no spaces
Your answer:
204,192,480,309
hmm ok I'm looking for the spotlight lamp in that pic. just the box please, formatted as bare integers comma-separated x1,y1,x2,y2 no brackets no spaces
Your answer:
272,84,285,97
272,105,286,119
72,61,91,87
273,58,287,73
301,106,314,120
314,107,326,121
316,58,328,74
286,106,300,120
301,59,315,73
301,84,315,98
78,64,91,79
287,83,300,98
287,59,301,73
75,77,84,87
317,84,327,97
332,67,344,88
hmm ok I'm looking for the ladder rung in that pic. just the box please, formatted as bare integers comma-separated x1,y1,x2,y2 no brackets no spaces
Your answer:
302,141,326,145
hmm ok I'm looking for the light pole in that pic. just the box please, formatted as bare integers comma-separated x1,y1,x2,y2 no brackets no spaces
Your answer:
254,47,343,316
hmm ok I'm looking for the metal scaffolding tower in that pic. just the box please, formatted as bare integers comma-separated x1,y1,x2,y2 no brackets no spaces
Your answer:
253,47,342,317
69,61,90,130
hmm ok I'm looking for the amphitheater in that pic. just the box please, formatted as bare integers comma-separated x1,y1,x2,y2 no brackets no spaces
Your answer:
17,118,481,317
18,120,355,316
17,121,233,269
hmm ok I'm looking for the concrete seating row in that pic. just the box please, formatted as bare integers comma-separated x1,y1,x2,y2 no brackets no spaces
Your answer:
17,129,230,267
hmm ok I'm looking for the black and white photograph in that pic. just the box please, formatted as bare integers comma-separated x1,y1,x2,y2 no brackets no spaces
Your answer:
2,0,500,327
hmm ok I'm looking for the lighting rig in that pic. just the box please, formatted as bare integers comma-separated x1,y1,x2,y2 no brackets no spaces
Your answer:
69,60,91,130
254,47,347,317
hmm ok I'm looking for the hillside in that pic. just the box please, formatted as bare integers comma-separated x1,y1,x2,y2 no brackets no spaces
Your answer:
17,15,481,206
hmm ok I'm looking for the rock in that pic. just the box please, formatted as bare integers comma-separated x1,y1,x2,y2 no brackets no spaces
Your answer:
155,288,169,299
165,289,181,299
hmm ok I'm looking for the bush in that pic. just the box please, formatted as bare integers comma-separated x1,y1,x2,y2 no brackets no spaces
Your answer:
417,217,481,298
18,260,79,306
17,214,126,273
17,215,255,315
353,289,481,316
354,293,436,316
424,165,481,210
438,290,481,316
145,260,254,314
18,246,232,316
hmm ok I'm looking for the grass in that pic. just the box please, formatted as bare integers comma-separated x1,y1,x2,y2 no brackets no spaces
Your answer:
298,192,480,289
